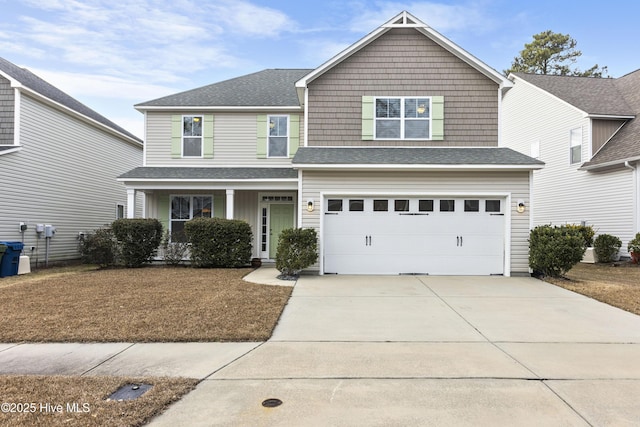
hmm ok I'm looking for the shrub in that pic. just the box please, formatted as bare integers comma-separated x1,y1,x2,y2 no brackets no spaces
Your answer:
111,218,163,267
565,224,595,247
78,228,119,268
628,233,640,254
529,225,586,278
161,230,189,266
593,234,622,263
276,228,318,277
185,218,252,267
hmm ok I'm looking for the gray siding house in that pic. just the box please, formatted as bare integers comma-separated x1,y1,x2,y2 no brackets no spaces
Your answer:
502,71,640,255
121,11,542,276
0,57,143,266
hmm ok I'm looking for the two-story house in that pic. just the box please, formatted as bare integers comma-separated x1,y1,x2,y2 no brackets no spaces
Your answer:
502,71,640,255
0,56,143,266
120,11,543,276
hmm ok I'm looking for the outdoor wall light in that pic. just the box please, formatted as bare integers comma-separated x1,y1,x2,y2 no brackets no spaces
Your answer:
307,199,314,212
517,200,526,213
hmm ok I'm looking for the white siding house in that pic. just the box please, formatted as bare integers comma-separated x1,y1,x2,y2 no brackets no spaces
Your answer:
0,57,143,266
502,72,640,254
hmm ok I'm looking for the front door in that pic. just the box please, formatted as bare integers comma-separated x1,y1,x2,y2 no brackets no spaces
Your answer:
269,204,294,258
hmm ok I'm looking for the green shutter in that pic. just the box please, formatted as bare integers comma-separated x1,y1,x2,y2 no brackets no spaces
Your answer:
289,115,300,157
213,194,225,218
362,96,374,140
171,115,182,158
157,194,170,234
257,115,267,158
203,114,214,158
431,96,444,141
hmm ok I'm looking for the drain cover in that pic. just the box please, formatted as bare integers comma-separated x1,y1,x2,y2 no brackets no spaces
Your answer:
262,398,283,408
108,384,153,401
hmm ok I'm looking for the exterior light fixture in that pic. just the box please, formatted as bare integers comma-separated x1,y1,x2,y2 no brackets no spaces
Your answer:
307,199,314,212
517,200,526,213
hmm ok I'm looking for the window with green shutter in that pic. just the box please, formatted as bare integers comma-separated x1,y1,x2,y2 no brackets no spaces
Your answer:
257,114,299,158
171,114,214,158
361,96,444,141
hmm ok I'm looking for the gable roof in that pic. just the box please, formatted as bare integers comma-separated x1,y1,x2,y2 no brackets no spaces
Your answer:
0,57,141,144
136,69,312,110
295,11,511,101
511,72,634,117
292,147,544,170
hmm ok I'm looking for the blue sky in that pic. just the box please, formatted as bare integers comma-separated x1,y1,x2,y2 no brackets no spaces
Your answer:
1,0,638,138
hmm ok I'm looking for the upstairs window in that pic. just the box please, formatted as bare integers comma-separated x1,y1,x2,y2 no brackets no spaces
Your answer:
570,127,582,164
268,115,288,157
375,97,430,139
183,116,203,157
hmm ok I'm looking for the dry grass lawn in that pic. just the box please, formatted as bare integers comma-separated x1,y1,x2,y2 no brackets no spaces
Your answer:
545,261,640,315
0,375,197,427
0,266,292,342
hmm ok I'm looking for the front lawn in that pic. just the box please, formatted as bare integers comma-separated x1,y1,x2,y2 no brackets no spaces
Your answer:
545,261,640,315
0,266,292,342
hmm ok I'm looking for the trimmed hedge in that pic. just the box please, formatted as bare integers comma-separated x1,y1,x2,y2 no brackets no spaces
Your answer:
529,225,586,278
78,227,119,268
565,224,595,247
111,218,163,267
594,234,622,263
185,218,252,267
276,228,318,276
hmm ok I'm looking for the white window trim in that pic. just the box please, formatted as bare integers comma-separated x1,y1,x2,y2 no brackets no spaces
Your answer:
169,194,214,237
570,127,582,165
374,96,432,140
267,115,289,158
182,115,204,158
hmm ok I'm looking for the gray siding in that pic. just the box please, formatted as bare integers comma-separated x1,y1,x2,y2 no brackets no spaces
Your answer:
0,93,143,264
592,119,626,155
144,111,302,167
300,170,531,274
306,28,499,147
502,78,636,251
0,76,14,145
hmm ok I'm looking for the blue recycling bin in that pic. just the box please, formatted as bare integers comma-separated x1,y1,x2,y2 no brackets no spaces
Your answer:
0,241,23,278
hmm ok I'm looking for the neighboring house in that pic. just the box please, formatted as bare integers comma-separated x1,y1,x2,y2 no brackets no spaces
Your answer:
0,56,143,266
502,71,640,254
120,11,543,276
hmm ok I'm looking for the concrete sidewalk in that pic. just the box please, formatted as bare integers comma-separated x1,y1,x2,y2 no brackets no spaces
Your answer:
1,270,640,425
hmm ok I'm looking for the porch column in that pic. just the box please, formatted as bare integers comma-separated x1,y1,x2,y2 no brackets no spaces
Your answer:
126,188,136,218
225,189,234,219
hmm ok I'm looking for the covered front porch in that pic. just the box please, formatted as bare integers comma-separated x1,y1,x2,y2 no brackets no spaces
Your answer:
117,167,300,260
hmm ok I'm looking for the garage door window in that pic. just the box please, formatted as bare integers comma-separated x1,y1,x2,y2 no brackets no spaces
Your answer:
440,200,455,212
486,200,501,212
373,199,388,212
349,199,364,211
394,200,410,212
419,199,434,212
327,199,343,212
464,200,480,212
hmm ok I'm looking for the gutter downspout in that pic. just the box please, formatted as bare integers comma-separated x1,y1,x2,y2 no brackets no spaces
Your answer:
625,161,639,236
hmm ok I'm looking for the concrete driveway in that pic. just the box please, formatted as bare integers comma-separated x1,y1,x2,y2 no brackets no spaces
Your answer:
152,274,640,426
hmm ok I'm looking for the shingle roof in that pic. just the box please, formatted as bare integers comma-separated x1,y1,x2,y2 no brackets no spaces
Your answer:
118,167,298,180
0,57,141,143
136,69,313,108
292,147,544,167
513,72,633,117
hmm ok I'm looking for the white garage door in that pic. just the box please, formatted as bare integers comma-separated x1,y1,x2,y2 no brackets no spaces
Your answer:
323,197,505,275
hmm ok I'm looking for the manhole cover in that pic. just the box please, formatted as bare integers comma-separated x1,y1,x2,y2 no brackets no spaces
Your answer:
107,384,153,401
262,398,283,408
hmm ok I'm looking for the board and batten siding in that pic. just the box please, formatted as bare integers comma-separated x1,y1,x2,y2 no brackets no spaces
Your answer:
0,76,14,145
502,78,636,251
0,93,142,264
306,28,500,147
144,112,302,166
300,170,531,274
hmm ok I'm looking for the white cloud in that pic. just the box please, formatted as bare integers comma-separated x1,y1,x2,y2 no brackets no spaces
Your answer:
208,0,296,37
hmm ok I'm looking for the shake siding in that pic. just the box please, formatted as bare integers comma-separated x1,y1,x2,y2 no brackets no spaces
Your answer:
307,28,499,147
502,80,636,250
0,94,142,263
144,111,302,166
0,77,14,145
301,170,531,273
